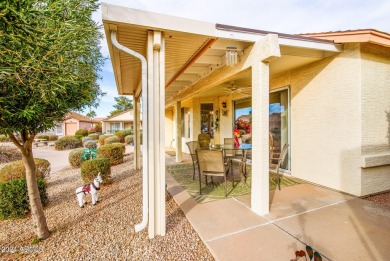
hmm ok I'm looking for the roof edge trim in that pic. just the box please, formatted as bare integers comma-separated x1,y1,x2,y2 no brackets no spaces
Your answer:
216,23,334,44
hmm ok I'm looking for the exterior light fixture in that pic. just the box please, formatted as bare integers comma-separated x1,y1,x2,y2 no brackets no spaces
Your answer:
221,102,228,116
225,46,238,66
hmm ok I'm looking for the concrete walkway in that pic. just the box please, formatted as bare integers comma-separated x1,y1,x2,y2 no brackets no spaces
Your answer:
32,145,134,174
32,146,71,173
0,143,134,174
166,154,390,261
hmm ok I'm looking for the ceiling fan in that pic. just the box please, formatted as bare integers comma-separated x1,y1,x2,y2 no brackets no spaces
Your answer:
223,81,252,97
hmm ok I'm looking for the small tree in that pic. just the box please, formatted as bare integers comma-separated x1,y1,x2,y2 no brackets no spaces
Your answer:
0,0,104,239
108,96,133,117
86,110,97,120
94,122,102,133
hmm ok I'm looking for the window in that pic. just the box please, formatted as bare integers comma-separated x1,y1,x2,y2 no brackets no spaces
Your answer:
55,124,63,135
109,123,120,134
200,103,214,138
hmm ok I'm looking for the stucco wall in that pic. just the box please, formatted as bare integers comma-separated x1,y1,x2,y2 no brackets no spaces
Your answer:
165,108,174,148
270,43,363,195
360,43,390,195
79,122,92,130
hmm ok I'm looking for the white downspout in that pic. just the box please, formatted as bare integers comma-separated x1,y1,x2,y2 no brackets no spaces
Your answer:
111,31,148,232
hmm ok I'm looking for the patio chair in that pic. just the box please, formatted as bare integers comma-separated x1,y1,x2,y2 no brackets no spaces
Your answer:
197,133,211,149
186,141,200,180
269,132,274,164
196,149,233,197
224,138,244,178
270,142,289,190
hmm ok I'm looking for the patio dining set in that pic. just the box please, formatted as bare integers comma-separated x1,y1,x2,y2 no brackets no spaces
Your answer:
186,133,289,197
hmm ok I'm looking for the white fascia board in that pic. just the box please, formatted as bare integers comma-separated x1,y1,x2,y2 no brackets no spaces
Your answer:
216,29,342,53
278,38,342,52
102,3,215,36
215,29,265,42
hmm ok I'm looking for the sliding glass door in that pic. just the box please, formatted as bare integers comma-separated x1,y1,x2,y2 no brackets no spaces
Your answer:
269,87,290,170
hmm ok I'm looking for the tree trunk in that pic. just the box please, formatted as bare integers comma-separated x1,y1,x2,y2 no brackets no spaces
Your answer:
21,143,50,240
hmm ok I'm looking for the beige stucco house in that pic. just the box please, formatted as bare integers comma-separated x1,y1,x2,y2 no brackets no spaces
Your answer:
39,112,97,136
102,3,390,238
62,112,97,135
101,110,142,134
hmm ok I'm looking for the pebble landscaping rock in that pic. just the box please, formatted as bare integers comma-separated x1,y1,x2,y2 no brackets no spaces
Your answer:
0,155,214,260
364,191,390,208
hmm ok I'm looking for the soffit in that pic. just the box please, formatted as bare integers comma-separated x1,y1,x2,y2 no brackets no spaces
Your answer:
187,45,330,99
103,5,341,105
105,22,212,96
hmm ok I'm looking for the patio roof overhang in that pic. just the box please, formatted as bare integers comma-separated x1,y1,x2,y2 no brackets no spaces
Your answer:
101,3,344,237
102,3,342,106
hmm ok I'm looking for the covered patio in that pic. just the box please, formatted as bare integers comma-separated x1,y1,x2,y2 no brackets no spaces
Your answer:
102,7,390,261
102,4,341,238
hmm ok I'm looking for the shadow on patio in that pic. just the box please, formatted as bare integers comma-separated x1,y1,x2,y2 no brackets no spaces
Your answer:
165,152,390,260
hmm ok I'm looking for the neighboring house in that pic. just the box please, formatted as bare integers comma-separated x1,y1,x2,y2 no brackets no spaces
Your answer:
101,110,142,134
102,5,390,237
38,112,97,136
61,112,97,136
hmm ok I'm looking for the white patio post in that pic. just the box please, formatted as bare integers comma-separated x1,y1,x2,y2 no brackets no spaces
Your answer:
250,34,280,215
134,95,141,170
175,101,182,162
147,30,166,238
102,122,106,134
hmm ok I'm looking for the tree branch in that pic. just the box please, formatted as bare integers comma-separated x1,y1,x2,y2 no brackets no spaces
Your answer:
8,132,23,150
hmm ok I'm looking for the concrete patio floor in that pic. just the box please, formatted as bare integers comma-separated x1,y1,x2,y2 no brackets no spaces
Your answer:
166,152,390,261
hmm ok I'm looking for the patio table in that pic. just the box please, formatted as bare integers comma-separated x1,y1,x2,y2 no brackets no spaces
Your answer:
210,143,252,183
34,139,48,147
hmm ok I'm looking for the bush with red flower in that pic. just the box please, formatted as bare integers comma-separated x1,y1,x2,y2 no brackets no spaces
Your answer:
234,117,251,136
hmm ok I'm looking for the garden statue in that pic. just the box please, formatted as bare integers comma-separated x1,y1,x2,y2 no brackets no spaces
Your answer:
75,173,103,208
81,148,97,160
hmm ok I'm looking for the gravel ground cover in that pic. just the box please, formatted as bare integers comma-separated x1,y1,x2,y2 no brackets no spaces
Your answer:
363,191,390,208
0,155,214,260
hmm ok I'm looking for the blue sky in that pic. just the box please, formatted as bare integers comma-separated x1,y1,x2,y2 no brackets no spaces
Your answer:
90,0,390,117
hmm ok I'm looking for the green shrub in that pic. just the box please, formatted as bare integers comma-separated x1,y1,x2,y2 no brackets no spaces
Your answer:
0,134,10,142
94,122,102,133
124,135,134,145
0,177,47,220
0,146,22,164
115,142,126,154
74,135,83,140
54,136,82,150
48,135,58,141
75,129,88,137
80,158,111,184
0,158,50,184
82,137,92,145
98,135,111,146
114,130,133,143
88,133,99,140
68,148,87,168
104,136,120,145
35,135,49,140
97,143,125,165
84,140,97,149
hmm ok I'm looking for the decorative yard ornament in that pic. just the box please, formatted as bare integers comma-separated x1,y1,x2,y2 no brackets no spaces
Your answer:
290,245,322,261
81,148,97,160
75,173,103,208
